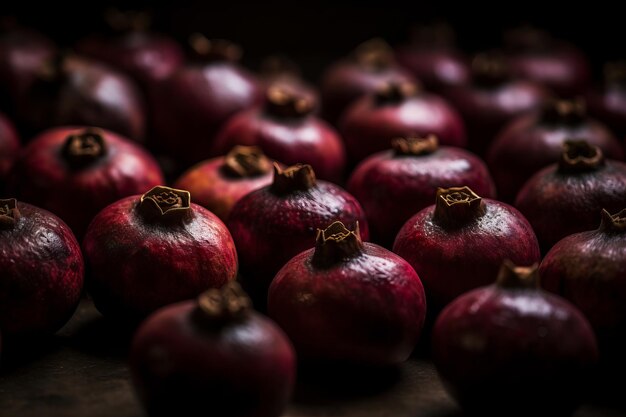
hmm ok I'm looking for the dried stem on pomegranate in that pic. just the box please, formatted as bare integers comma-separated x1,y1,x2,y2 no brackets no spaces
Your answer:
189,34,242,62
270,163,316,194
471,53,509,86
139,186,191,221
541,98,586,125
392,135,439,156
600,208,626,233
433,186,485,228
196,281,251,324
222,146,272,178
312,221,363,268
375,82,419,104
558,140,604,173
266,85,314,118
496,260,540,289
62,129,108,168
353,38,394,70
0,198,20,228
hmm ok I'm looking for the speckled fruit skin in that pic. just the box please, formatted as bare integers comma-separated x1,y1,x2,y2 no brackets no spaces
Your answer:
347,147,496,247
130,301,295,417
0,112,19,184
268,243,426,365
152,61,262,165
211,109,346,183
515,161,626,251
0,202,83,337
340,93,466,164
320,59,414,124
227,184,369,294
18,56,146,142
83,195,238,319
393,200,540,311
395,46,469,93
173,156,274,222
433,283,598,416
487,113,623,202
11,127,163,238
540,216,626,355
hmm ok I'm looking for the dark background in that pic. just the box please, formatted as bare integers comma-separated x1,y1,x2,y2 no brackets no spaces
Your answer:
1,1,621,81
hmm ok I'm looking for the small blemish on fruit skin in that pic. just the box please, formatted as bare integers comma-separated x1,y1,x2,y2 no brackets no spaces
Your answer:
296,292,315,305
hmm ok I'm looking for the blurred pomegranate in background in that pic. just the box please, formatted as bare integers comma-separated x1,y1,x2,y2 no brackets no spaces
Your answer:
586,61,626,139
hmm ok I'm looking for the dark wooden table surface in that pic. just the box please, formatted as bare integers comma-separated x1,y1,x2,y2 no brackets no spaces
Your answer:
0,300,624,417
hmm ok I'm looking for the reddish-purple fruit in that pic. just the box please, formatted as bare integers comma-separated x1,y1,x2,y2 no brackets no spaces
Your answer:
0,198,83,337
541,209,626,355
502,26,591,97
17,54,146,142
515,140,626,251
0,111,19,184
340,82,466,164
212,84,346,182
173,146,274,222
433,262,598,416
269,221,426,365
320,38,415,123
130,282,295,417
152,36,262,165
444,54,550,155
11,127,163,238
83,186,238,319
394,22,470,92
586,62,626,138
348,135,495,247
487,99,623,202
394,187,540,312
228,164,369,297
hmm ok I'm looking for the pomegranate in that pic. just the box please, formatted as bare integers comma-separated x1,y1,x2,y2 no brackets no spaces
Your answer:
11,127,163,238
0,111,19,186
340,82,466,164
586,61,626,138
173,146,274,222
393,186,540,312
130,282,295,417
0,198,83,337
268,221,426,365
515,140,626,251
433,261,598,416
347,135,495,247
212,84,346,182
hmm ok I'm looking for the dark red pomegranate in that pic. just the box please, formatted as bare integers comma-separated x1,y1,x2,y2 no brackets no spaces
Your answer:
0,25,56,115
540,209,626,356
16,53,146,142
0,198,83,337
130,282,295,417
11,127,163,238
173,146,274,222
320,38,415,123
515,140,626,251
393,186,540,312
340,82,466,164
212,84,346,182
433,261,598,416
152,35,262,165
502,26,591,97
444,53,550,155
0,111,19,185
487,99,623,202
394,22,470,92
268,221,426,365
586,62,626,138
227,164,368,300
347,135,495,247
83,186,238,319
259,55,319,112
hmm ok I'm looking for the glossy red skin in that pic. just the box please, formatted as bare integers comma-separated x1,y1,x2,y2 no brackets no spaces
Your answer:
0,111,19,184
393,200,541,312
487,113,623,202
0,28,56,114
211,109,346,182
433,284,598,416
0,202,83,337
152,62,262,165
394,46,470,92
268,243,426,365
130,301,295,417
347,147,496,247
18,56,146,142
83,196,238,319
540,226,626,354
340,93,466,164
515,161,626,251
11,126,163,238
227,182,369,293
586,85,626,139
320,60,415,124
173,156,274,222
444,80,550,155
